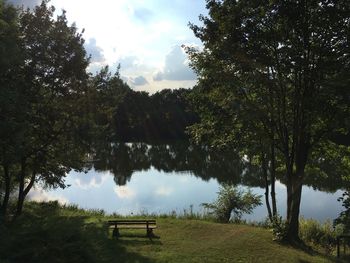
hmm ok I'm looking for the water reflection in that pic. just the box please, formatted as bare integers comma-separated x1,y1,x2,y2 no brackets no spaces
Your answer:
45,168,221,216
30,142,347,221
91,141,349,192
92,142,261,187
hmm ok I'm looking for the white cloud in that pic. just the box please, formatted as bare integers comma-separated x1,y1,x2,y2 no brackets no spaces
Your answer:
84,38,107,74
118,56,139,70
114,186,136,199
28,188,69,205
16,0,205,93
155,186,173,196
179,177,189,183
132,7,154,23
74,172,109,190
129,75,148,86
153,45,196,81
85,38,105,63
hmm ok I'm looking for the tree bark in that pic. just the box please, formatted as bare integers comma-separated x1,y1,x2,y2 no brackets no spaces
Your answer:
285,145,307,243
285,174,303,243
286,165,293,222
262,153,273,221
270,142,277,217
15,159,26,219
23,172,36,197
15,171,36,220
1,164,11,218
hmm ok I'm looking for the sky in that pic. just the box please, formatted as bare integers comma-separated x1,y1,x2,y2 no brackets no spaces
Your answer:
9,0,208,93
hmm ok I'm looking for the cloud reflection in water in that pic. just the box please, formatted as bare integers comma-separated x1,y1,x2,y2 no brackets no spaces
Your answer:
28,168,343,223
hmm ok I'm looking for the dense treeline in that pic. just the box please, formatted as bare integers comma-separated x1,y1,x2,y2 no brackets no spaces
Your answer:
88,67,198,143
116,88,198,142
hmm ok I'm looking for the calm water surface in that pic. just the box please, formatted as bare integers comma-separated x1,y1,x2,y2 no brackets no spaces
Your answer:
28,143,345,222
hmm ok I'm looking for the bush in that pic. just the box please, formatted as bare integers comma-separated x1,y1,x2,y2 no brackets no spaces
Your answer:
202,184,262,223
299,218,340,250
270,215,288,241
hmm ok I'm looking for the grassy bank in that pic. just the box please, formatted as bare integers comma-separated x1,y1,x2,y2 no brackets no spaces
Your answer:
0,202,345,262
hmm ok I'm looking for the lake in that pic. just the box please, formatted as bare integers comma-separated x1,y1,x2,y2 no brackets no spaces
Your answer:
28,142,345,222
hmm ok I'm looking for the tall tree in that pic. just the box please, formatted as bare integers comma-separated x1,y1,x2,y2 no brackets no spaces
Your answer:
187,0,350,242
0,0,23,217
0,0,90,219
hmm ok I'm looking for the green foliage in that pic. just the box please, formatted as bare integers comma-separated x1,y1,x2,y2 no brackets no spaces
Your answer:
86,66,130,143
299,218,343,252
0,0,90,217
334,191,350,233
202,184,262,223
305,142,350,191
87,66,198,143
187,0,350,241
113,88,198,142
269,215,288,241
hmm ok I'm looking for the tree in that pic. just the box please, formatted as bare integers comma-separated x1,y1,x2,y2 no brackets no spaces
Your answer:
86,65,130,144
202,184,262,223
0,0,90,219
0,0,23,217
335,190,350,233
187,0,350,242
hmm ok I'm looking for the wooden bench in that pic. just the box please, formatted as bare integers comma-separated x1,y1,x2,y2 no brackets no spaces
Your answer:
108,219,157,238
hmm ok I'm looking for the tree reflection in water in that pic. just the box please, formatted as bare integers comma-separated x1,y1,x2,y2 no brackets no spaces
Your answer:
91,141,349,193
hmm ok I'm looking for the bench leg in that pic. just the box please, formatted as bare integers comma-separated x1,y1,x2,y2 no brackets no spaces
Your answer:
147,228,154,237
112,227,120,238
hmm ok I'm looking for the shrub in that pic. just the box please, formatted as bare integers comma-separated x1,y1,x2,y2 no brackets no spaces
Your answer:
299,218,339,250
270,215,288,241
202,184,262,223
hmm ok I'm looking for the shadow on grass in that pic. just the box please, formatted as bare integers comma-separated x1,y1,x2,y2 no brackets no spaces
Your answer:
110,230,161,241
113,236,162,246
0,202,156,263
278,240,345,263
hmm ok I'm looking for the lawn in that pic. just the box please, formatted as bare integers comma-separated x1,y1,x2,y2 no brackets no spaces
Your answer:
0,202,345,262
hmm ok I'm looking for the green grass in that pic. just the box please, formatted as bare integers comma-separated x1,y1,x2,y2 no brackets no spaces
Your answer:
0,202,346,262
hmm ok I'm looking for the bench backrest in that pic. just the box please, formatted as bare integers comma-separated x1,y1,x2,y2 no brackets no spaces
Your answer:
108,220,156,225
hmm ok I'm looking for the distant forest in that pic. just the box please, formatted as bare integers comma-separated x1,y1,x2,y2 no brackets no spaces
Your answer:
89,66,350,146
86,67,199,143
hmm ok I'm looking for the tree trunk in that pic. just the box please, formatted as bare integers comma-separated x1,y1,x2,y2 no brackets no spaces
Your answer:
270,142,277,217
15,169,36,220
24,172,36,197
286,163,293,222
1,164,11,218
284,132,309,242
15,191,25,219
15,159,27,219
285,174,303,243
262,154,273,221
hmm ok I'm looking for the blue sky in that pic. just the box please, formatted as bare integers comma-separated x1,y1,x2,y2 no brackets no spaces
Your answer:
10,0,208,93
